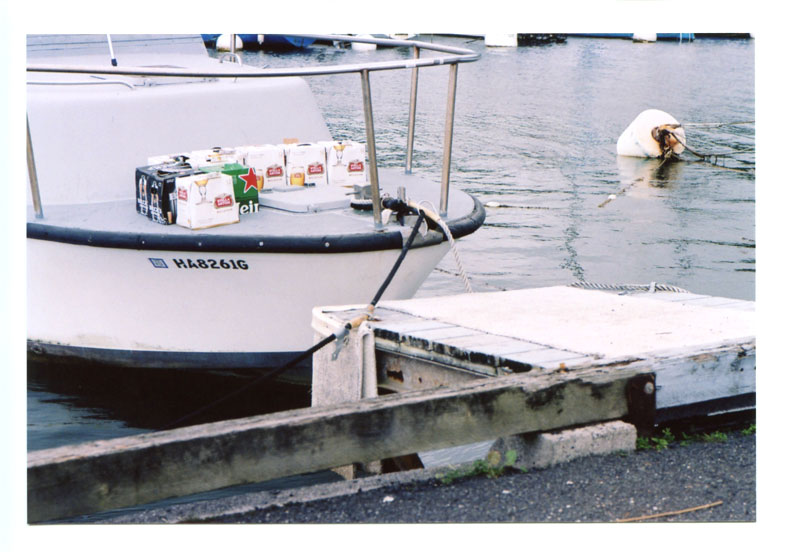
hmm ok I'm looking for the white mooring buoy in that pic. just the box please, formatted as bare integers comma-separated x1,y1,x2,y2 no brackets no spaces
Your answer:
216,34,243,52
616,109,687,158
632,33,657,43
351,35,378,51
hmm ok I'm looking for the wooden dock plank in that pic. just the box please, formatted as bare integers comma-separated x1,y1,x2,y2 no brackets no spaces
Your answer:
499,348,597,369
653,341,755,410
378,286,754,361
28,365,652,523
399,325,485,342
646,293,755,311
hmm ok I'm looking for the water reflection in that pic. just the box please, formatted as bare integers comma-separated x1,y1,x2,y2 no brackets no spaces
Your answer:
28,360,309,451
615,156,685,194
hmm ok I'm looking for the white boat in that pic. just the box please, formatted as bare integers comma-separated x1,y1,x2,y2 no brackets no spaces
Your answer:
484,34,518,47
26,34,483,383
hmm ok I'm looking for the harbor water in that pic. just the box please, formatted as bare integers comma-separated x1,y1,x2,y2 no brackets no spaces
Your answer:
26,35,755,500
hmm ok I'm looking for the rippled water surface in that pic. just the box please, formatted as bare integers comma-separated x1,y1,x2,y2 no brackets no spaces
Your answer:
28,36,754,471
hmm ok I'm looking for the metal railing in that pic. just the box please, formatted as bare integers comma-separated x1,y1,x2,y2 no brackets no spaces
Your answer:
26,34,480,226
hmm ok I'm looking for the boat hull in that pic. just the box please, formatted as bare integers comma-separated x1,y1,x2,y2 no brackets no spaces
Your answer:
27,237,451,380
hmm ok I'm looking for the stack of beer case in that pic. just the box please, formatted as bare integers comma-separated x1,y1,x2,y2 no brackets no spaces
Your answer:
135,141,368,229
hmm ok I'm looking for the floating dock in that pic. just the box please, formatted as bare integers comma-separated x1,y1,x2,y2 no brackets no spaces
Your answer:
312,285,755,423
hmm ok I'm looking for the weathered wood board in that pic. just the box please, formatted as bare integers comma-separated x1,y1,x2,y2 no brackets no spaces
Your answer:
28,365,651,523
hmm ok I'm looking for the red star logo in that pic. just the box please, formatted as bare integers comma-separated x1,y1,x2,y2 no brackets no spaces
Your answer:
239,167,259,194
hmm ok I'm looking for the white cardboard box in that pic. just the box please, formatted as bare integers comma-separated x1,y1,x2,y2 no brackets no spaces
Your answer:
284,143,328,186
322,141,368,186
238,144,288,189
187,148,244,169
146,152,190,166
176,172,240,230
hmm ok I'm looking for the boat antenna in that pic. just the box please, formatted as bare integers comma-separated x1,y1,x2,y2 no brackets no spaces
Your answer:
106,34,118,66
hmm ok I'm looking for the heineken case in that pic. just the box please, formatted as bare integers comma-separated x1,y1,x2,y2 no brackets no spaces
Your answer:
175,172,239,230
200,163,260,215
135,162,197,224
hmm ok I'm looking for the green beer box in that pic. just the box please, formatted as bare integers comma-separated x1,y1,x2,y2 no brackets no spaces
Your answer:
200,163,260,215
135,162,198,224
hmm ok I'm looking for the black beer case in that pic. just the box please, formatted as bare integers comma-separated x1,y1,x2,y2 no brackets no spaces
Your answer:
135,162,198,225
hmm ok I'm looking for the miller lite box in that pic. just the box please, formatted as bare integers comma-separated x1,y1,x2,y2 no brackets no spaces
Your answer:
175,172,239,230
237,144,288,189
135,162,197,224
284,143,328,186
322,140,368,186
200,162,260,215
187,147,244,169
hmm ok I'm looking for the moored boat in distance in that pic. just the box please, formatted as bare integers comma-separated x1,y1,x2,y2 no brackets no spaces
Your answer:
567,33,695,41
483,34,567,47
26,34,484,383
201,34,317,50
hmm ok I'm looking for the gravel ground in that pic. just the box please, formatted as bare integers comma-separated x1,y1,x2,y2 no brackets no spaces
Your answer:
204,431,755,524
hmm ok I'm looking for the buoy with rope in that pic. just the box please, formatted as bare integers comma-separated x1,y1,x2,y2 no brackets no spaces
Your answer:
616,109,687,159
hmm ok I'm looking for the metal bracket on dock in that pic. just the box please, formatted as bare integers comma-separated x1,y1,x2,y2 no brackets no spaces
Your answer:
624,373,656,436
331,324,351,361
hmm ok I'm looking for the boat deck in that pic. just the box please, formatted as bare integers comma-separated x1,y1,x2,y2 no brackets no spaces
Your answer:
27,169,484,254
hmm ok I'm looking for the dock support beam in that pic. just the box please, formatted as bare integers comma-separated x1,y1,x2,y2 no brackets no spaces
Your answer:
28,365,653,523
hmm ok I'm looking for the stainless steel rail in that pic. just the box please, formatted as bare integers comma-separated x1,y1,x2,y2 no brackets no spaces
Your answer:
26,34,480,225
27,80,137,89
405,45,420,175
26,116,44,219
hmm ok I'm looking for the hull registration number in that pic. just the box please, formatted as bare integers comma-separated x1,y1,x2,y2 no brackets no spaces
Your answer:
149,257,249,270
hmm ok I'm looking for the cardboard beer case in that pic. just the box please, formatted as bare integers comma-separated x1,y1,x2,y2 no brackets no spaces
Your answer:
146,152,190,166
322,140,368,186
200,163,260,215
135,162,197,224
175,172,239,230
237,145,288,189
284,143,328,186
187,147,244,169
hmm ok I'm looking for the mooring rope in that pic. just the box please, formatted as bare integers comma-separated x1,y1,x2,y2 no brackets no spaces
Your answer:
157,201,430,431
665,126,754,161
681,120,754,128
666,127,756,174
413,200,474,294
570,281,690,293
